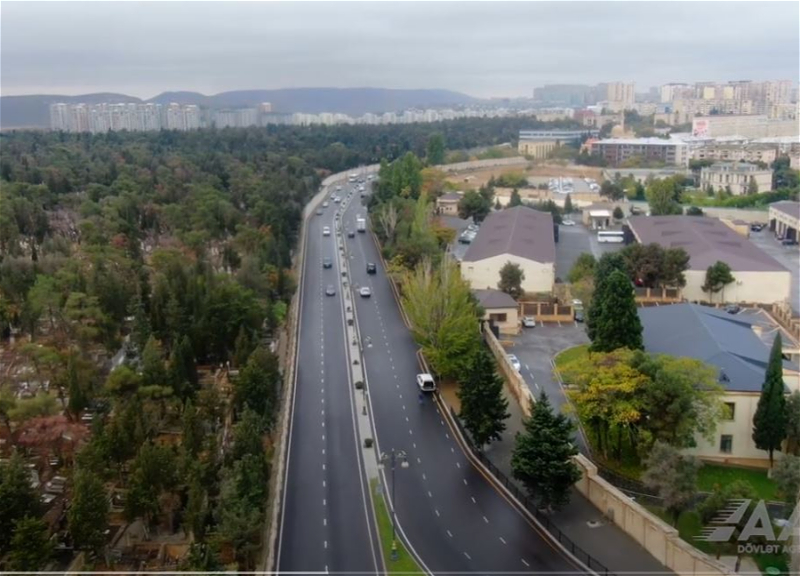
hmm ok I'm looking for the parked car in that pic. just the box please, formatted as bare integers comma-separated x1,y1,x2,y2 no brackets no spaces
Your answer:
366,262,377,274
781,238,798,246
521,316,536,328
325,285,336,296
323,257,333,269
333,196,341,204
574,310,585,323
360,286,372,298
562,219,576,226
750,223,764,232
507,354,521,372
416,373,436,392
725,304,741,314
316,208,323,216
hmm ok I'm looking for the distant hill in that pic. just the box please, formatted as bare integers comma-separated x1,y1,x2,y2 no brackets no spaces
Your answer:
1,87,479,129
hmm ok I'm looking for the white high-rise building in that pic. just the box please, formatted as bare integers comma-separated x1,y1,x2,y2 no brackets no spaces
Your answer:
49,103,70,130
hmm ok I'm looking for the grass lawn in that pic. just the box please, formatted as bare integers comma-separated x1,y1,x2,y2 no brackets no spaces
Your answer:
697,464,777,501
370,478,423,574
554,344,589,371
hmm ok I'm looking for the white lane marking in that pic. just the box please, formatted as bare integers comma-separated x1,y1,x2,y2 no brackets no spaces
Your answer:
447,530,453,538
409,429,413,435
322,434,326,441
405,416,409,422
464,552,472,560
451,447,455,453
471,496,477,504
402,405,406,410
499,536,507,545
521,559,530,567
324,518,327,526
413,443,417,449
435,509,440,517
323,498,327,506
445,433,449,439
483,516,489,524
440,420,444,426
456,462,461,469
417,457,421,464
324,541,328,549
427,491,432,498
322,464,326,471
463,479,468,486
323,480,326,488
422,473,426,480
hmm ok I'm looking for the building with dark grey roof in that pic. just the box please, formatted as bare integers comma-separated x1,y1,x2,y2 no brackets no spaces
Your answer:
473,289,519,335
461,207,555,294
627,215,790,305
769,200,799,242
639,303,799,465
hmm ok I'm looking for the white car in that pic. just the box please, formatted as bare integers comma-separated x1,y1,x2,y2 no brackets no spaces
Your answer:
359,286,372,298
507,354,521,372
322,201,329,208
521,316,536,328
562,219,576,226
322,226,331,236
333,197,341,204
416,373,436,392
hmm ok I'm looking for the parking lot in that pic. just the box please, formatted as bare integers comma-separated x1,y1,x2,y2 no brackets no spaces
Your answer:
508,322,589,416
555,224,624,281
748,227,800,313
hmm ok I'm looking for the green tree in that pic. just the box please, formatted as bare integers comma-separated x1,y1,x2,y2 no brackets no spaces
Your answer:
753,333,788,467
231,408,266,461
612,206,624,220
747,176,758,195
568,253,597,285
181,542,222,571
124,443,178,526
232,325,254,368
0,453,41,552
8,516,54,570
181,399,203,458
457,348,509,449
426,133,446,166
773,454,800,505
105,365,142,397
642,442,701,525
402,258,481,380
141,335,168,388
589,270,643,353
563,194,573,214
511,393,581,510
646,178,682,215
600,181,624,201
702,261,735,303
168,334,198,398
497,261,525,300
183,467,207,541
68,469,109,553
508,188,522,207
686,206,704,216
458,190,492,223
785,391,800,456
234,347,281,428
586,253,626,342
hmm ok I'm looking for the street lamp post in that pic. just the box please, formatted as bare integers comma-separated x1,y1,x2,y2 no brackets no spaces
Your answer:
379,448,408,561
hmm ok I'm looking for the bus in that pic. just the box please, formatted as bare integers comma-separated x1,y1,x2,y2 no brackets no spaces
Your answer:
597,230,625,243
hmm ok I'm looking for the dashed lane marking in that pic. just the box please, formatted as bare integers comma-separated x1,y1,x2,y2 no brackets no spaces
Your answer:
499,536,506,545
447,530,453,538
483,516,489,524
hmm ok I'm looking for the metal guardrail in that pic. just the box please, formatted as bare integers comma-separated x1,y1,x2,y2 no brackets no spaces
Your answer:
446,404,614,576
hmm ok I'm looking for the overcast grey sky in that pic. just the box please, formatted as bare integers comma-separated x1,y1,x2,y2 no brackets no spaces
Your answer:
2,1,798,98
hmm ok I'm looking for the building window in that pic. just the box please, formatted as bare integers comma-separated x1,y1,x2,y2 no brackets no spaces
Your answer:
720,435,733,454
489,313,507,323
723,402,736,420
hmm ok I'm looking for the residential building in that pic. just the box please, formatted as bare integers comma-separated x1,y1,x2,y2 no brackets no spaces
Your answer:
640,303,799,467
691,143,778,165
533,108,574,122
692,114,799,139
591,138,688,167
533,84,596,107
600,81,635,109
473,289,519,335
660,83,693,103
517,129,597,159
436,192,462,216
49,103,70,131
461,207,555,294
699,162,773,195
627,216,791,305
769,201,799,242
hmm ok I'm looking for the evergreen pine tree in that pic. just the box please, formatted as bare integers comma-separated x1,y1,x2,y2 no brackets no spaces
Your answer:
586,253,626,342
511,393,581,510
753,333,788,467
590,269,643,352
457,348,509,449
564,194,573,214
66,353,88,417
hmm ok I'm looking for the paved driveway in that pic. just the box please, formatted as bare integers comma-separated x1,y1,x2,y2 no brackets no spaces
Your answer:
556,224,624,281
748,228,800,313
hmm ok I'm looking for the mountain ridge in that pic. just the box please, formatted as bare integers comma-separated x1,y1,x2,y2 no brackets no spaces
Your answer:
1,87,480,129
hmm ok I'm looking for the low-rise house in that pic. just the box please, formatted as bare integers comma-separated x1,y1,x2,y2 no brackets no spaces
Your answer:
473,289,519,335
640,304,800,467
627,215,791,305
699,162,773,195
769,201,799,242
461,207,555,295
436,192,462,216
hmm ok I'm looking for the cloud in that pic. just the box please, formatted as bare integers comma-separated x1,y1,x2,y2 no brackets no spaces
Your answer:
1,1,797,98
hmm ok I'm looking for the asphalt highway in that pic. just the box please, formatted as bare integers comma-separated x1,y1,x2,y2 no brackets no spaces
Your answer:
276,181,381,574
340,184,585,574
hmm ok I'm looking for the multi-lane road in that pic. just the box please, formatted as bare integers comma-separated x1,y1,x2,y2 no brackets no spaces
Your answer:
278,175,586,574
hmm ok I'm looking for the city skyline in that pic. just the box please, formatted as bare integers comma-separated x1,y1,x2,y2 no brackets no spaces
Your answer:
2,2,798,99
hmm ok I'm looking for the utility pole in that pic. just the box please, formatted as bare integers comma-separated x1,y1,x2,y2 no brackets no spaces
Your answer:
379,448,409,561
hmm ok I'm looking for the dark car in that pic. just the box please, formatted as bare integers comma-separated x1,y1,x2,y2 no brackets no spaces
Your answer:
574,310,585,323
750,223,763,232
781,238,798,246
323,257,333,269
347,229,355,238
366,262,377,274
725,304,741,315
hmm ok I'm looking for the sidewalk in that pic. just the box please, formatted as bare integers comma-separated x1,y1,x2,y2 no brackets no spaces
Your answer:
441,382,673,576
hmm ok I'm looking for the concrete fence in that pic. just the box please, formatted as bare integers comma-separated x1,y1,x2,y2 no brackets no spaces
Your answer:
518,301,574,322
573,455,733,576
482,322,534,417
440,156,528,173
